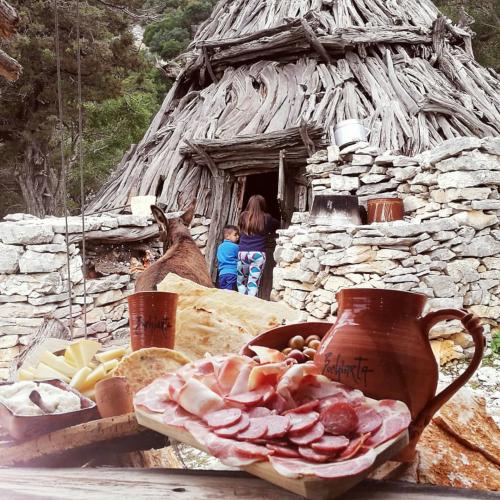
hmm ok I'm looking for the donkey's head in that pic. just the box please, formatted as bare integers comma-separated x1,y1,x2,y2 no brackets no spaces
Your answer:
151,199,196,254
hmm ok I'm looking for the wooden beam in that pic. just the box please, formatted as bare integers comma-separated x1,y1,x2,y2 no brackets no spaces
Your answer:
183,139,218,177
0,47,21,81
300,19,332,64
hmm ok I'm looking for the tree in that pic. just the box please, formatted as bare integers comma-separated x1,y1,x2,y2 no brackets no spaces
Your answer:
0,0,155,217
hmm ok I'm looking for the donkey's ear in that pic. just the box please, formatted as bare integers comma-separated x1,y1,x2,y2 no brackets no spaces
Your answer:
151,205,168,235
181,199,196,226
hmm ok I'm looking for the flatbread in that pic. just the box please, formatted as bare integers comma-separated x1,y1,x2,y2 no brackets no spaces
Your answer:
112,348,190,394
157,274,300,360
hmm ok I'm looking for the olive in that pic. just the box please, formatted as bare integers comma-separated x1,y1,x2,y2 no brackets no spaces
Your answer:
288,335,305,350
305,335,321,345
303,348,317,360
282,347,292,356
308,339,321,350
287,349,307,363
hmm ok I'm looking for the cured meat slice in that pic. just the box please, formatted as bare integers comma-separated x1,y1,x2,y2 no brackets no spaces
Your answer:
366,400,411,447
134,377,173,413
276,363,319,400
354,404,383,435
214,413,250,437
266,444,301,458
338,434,370,460
288,411,320,433
283,400,319,415
225,384,274,407
204,408,242,428
298,446,330,463
289,421,325,445
318,393,349,411
320,402,359,435
237,418,268,440
162,402,195,427
267,393,289,414
269,448,377,479
249,346,286,363
228,363,253,397
175,378,224,417
234,442,273,459
311,435,349,454
265,415,291,439
217,356,255,395
167,375,185,400
248,361,292,391
248,406,272,418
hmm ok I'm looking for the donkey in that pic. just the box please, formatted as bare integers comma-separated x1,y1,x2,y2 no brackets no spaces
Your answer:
135,199,213,291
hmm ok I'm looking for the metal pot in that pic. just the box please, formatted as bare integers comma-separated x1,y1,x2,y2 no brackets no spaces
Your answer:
334,119,370,148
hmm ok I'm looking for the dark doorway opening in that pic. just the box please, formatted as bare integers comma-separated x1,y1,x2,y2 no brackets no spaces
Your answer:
242,171,280,220
240,170,279,301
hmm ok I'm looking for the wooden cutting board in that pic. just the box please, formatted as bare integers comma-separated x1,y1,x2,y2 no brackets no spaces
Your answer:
136,407,409,499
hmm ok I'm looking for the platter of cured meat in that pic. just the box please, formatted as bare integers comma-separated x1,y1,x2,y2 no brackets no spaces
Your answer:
134,348,411,499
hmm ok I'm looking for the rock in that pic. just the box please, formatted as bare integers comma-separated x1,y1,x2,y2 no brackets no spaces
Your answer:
82,274,130,294
436,151,500,172
27,292,69,305
411,172,438,185
306,150,328,164
461,235,500,258
374,153,397,165
357,181,398,195
334,260,397,275
403,196,426,212
94,289,124,306
0,335,19,349
0,243,23,273
360,173,389,184
282,266,316,283
0,272,63,296
380,218,458,238
0,295,27,303
481,136,500,156
453,210,498,230
0,221,54,245
483,257,500,270
330,175,359,191
437,170,499,189
3,213,39,222
341,165,370,175
415,136,482,165
423,276,458,298
277,248,302,264
291,212,309,224
320,246,375,266
0,302,56,319
430,339,462,365
116,215,150,227
327,145,340,163
470,304,500,319
427,297,464,310
384,274,419,283
429,248,456,261
375,249,410,260
351,154,374,166
281,280,315,292
388,166,418,181
18,250,67,273
392,156,418,167
354,236,418,246
412,238,436,254
471,199,500,210
339,141,369,155
324,233,353,248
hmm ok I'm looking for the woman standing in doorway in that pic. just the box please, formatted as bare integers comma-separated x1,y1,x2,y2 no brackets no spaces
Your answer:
238,195,280,297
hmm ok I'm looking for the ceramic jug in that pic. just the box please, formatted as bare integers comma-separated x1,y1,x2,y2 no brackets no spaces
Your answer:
314,288,484,456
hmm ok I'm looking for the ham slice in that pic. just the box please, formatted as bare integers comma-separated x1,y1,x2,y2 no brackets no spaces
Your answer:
134,377,173,413
366,400,411,447
249,346,286,363
204,408,242,428
217,356,256,395
269,448,377,479
276,363,319,400
175,378,224,417
162,402,196,427
247,360,292,391
289,421,325,445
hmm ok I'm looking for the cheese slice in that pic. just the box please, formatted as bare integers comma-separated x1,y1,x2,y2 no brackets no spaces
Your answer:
70,366,92,391
95,347,127,363
79,364,107,391
64,348,78,367
39,351,78,378
103,358,119,373
67,340,101,368
18,368,35,381
33,363,71,383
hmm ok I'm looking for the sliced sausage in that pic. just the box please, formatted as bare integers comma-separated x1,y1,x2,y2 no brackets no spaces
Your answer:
289,421,325,445
214,413,250,437
311,435,350,454
266,444,301,458
248,406,273,418
337,434,370,460
237,418,268,440
288,411,319,433
298,446,331,463
320,402,358,435
283,400,319,415
265,415,291,439
204,408,242,428
354,404,383,435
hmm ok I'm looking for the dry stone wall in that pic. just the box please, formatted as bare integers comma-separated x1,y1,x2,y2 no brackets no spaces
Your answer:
273,136,500,359
0,212,210,379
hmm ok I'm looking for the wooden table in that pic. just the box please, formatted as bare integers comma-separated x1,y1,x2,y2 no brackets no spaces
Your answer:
0,468,497,500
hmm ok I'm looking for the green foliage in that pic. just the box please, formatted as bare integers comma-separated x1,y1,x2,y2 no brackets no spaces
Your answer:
492,329,500,355
436,0,500,71
143,0,217,59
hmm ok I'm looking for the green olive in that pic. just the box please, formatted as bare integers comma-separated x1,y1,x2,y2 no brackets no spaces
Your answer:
288,335,305,350
305,335,321,345
282,347,292,356
308,339,321,350
303,348,317,360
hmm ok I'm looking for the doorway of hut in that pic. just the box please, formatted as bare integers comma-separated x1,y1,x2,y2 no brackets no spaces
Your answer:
240,171,280,301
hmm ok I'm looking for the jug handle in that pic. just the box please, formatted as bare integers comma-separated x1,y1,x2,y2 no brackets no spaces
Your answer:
411,309,485,442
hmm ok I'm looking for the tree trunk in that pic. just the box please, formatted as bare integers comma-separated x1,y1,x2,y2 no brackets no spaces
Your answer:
16,140,65,217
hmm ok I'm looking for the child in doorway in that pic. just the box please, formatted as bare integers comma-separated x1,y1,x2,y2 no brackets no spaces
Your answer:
216,225,240,290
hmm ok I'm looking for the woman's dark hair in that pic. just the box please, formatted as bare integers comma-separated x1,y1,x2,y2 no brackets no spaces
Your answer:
240,195,267,235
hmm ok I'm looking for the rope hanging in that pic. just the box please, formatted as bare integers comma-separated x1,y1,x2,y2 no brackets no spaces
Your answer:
53,0,74,339
76,0,88,339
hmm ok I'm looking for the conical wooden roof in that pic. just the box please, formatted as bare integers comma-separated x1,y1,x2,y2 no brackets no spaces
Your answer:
90,0,500,219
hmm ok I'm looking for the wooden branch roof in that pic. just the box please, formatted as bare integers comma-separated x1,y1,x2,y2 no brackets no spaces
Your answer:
0,0,21,81
88,0,500,216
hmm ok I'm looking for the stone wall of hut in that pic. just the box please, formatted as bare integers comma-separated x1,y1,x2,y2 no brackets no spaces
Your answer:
0,213,210,379
273,136,500,360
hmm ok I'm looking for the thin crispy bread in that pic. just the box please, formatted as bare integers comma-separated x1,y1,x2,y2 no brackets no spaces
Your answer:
112,348,190,394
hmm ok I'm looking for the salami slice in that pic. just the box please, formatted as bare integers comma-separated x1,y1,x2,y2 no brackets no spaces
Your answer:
354,404,383,435
214,413,250,437
283,400,319,415
248,406,272,418
318,393,349,411
298,446,330,463
266,444,301,458
320,402,358,435
338,433,370,460
288,411,319,433
311,435,349,454
237,418,268,440
204,408,242,428
265,415,291,439
289,421,325,445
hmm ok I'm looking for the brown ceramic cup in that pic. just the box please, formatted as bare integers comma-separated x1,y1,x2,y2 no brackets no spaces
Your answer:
128,291,178,351
367,197,404,224
95,376,133,418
